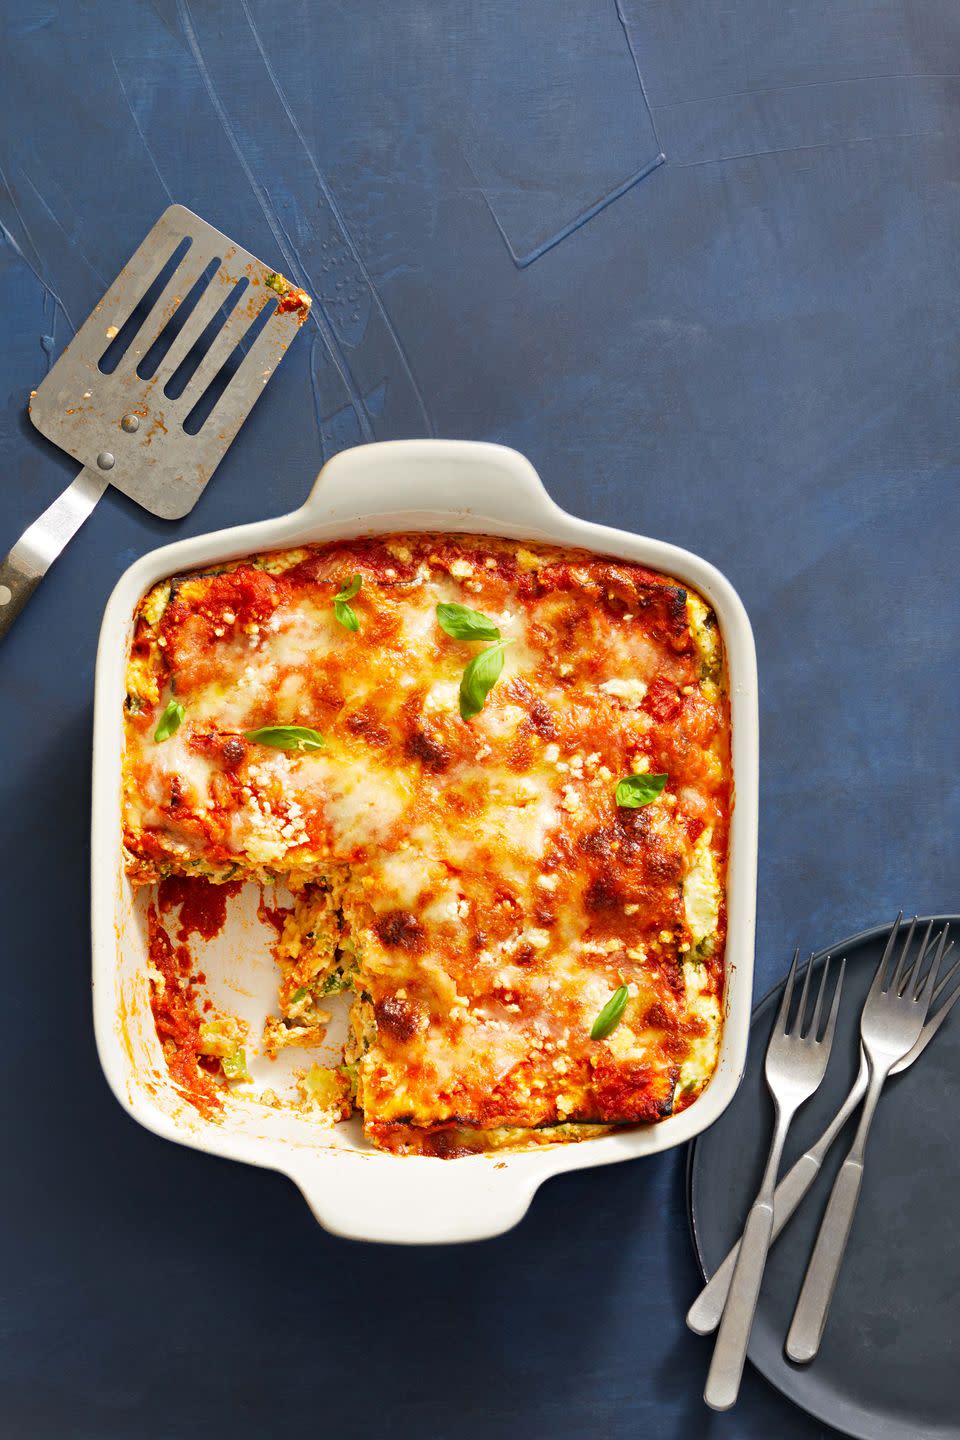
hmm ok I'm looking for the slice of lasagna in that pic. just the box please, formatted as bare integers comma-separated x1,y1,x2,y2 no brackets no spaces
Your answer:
123,534,731,1154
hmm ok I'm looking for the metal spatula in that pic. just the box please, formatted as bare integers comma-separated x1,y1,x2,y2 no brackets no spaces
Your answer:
0,203,311,640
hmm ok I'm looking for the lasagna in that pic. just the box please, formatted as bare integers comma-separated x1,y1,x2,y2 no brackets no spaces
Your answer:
123,534,731,1155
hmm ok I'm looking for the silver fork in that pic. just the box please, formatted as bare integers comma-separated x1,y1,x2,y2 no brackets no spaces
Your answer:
785,918,949,1363
687,920,958,1336
704,951,845,1410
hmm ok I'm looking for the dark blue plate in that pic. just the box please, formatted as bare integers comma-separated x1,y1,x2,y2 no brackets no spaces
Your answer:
687,915,960,1440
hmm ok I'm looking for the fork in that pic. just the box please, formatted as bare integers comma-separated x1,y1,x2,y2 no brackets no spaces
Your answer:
687,920,958,1336
785,918,949,1363
704,951,845,1410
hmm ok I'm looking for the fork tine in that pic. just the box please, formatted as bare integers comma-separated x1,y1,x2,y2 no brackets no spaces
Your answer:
932,940,958,1006
906,920,934,999
923,947,960,1037
918,926,949,1012
890,915,918,993
901,923,944,995
791,952,815,1036
868,912,902,1000
820,957,846,1047
806,954,831,1038
775,949,800,1033
891,941,959,1073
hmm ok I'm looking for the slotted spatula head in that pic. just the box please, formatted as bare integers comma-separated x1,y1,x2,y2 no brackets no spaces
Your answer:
28,204,311,520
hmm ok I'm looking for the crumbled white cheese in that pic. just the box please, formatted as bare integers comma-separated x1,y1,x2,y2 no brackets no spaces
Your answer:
600,678,649,707
422,679,460,714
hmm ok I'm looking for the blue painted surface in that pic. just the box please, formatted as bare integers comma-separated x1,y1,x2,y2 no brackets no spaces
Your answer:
1,3,957,1436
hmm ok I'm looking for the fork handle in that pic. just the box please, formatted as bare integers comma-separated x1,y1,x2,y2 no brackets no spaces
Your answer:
0,466,108,640
704,1200,775,1409
688,1060,870,1336
785,1155,864,1362
785,1062,887,1363
688,1151,823,1336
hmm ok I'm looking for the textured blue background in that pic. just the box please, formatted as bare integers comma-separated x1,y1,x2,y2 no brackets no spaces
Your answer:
1,3,957,1437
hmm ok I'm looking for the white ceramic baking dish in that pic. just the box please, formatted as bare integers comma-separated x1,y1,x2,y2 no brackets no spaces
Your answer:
92,440,758,1244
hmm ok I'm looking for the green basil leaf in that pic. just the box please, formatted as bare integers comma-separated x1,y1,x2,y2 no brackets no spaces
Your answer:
437,602,501,641
459,640,510,719
154,699,185,743
590,985,630,1040
332,575,362,630
289,986,308,1004
335,574,362,602
333,599,360,631
245,725,325,752
615,772,668,808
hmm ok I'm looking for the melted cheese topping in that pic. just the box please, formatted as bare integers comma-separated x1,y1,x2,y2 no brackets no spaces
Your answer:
123,534,731,1152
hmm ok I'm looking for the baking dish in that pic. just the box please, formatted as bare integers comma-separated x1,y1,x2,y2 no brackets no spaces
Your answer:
92,440,758,1244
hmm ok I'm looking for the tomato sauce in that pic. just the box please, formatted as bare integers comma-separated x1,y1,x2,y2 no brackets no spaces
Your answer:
157,876,243,941
146,904,221,1118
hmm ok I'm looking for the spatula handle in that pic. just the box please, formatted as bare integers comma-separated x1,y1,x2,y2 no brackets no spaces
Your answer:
0,466,108,640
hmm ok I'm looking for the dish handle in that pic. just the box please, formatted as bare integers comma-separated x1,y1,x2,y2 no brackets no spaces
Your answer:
285,1149,540,1245
298,439,563,531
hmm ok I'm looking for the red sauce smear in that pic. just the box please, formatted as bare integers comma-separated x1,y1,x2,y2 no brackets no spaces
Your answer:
257,889,291,939
147,904,221,1118
157,876,242,941
277,289,310,319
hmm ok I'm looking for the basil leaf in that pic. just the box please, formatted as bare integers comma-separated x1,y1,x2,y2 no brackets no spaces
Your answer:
334,598,360,631
590,985,630,1040
332,574,362,630
437,602,501,641
289,986,308,1004
335,574,362,602
459,640,510,719
615,772,668,808
154,699,185,743
245,725,325,752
